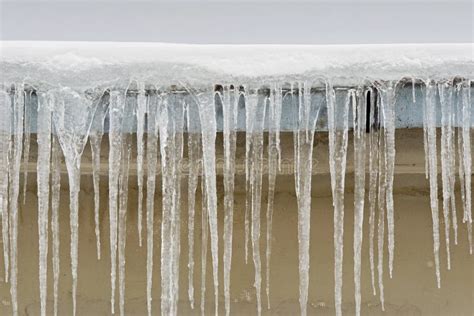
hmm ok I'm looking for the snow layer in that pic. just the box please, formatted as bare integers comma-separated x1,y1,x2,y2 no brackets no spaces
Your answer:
1,42,473,90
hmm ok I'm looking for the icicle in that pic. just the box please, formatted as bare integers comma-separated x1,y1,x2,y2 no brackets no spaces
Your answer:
195,88,219,315
221,86,238,316
159,93,185,315
37,92,51,316
136,84,146,247
424,80,441,288
294,82,320,316
326,83,350,316
186,96,202,310
376,115,387,310
353,88,367,316
22,91,32,204
9,84,25,316
145,90,160,316
379,81,397,279
51,134,61,316
367,88,379,297
90,95,108,261
265,83,282,309
0,90,11,282
108,90,125,314
200,175,208,315
439,81,454,270
459,80,472,226
51,87,97,316
244,86,266,316
422,80,430,180
244,86,251,266
118,135,131,316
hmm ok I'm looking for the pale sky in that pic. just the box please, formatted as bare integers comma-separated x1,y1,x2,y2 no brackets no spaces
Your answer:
1,1,472,44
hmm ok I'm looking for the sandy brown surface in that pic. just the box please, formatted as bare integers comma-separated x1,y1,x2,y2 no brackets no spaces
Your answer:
0,129,472,315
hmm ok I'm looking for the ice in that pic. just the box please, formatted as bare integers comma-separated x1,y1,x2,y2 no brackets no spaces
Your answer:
265,83,282,309
459,81,472,225
136,84,146,247
21,91,32,205
378,81,397,279
145,90,160,316
200,175,208,315
118,135,131,316
196,89,219,315
89,95,108,260
51,135,61,316
159,93,185,315
424,80,441,288
439,82,454,270
37,92,51,316
377,117,387,310
186,96,202,310
0,90,11,283
352,88,367,316
326,83,350,316
367,88,379,297
245,86,266,316
294,82,321,316
9,84,25,316
220,86,238,316
108,91,125,314
50,86,98,316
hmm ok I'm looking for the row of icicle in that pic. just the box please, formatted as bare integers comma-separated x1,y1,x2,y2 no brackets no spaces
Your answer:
0,79,472,316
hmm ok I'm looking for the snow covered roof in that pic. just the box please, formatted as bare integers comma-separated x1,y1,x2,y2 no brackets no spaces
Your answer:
1,41,473,91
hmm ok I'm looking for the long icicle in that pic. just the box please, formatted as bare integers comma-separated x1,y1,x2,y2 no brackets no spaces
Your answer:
90,97,108,261
0,90,11,283
244,86,252,266
118,134,131,316
51,134,61,316
37,92,52,316
108,90,125,314
353,88,367,316
9,84,25,316
136,83,146,247
51,87,97,316
200,175,208,315
425,80,441,287
222,86,238,316
294,82,320,316
367,88,379,297
327,83,350,316
186,96,202,310
378,81,397,279
196,89,219,315
439,81,454,270
246,86,266,316
21,91,32,205
145,90,160,316
265,83,282,309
